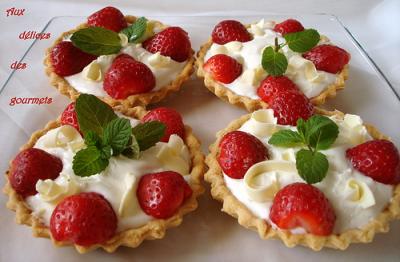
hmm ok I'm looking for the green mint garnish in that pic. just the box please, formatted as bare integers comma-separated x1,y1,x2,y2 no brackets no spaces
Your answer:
268,115,338,184
70,27,122,55
121,17,148,43
72,95,166,177
261,28,320,76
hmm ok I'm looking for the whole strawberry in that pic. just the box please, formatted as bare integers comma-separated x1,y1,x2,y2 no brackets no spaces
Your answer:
302,44,350,74
61,102,80,133
143,27,191,62
211,20,252,45
257,76,300,104
269,90,314,126
270,183,336,236
137,171,192,219
9,148,63,197
104,54,155,99
87,6,127,32
50,41,97,77
273,19,305,35
346,140,400,185
218,131,268,179
203,54,242,84
142,107,185,142
50,192,117,246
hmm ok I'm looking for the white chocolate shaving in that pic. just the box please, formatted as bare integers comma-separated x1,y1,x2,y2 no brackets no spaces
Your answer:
288,56,324,83
41,125,84,152
148,52,172,68
82,61,103,82
36,174,79,203
225,41,243,52
119,33,129,47
345,179,376,208
118,173,140,217
246,109,279,137
156,135,190,175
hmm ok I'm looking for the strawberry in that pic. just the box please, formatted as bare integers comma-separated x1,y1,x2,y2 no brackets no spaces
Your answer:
142,107,185,142
9,148,63,198
137,171,192,219
87,6,127,32
269,90,314,126
257,76,300,104
50,192,117,246
218,131,268,179
143,27,191,62
273,19,305,35
103,54,155,99
50,41,97,77
270,183,336,236
203,54,242,84
302,44,350,74
60,102,80,133
211,20,252,45
346,140,400,185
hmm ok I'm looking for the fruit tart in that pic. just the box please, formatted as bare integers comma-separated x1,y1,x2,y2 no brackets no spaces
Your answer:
196,19,350,111
4,95,204,253
45,6,195,108
205,105,400,250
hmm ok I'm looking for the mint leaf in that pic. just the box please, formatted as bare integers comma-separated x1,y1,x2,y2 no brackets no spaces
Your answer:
261,46,288,76
84,131,101,146
122,135,140,159
296,149,328,184
70,27,122,55
304,115,339,151
72,146,109,177
132,121,166,151
284,29,320,53
100,145,112,159
121,17,148,43
268,129,304,147
296,118,307,141
103,118,132,155
75,94,117,136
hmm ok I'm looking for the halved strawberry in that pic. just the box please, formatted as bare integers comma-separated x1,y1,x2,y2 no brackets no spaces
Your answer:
203,54,242,84
302,44,350,74
270,183,336,236
273,19,305,35
87,6,127,32
257,76,300,104
211,20,252,45
60,102,80,133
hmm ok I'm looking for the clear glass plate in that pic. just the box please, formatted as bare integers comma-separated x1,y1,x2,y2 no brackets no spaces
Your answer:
1,14,399,261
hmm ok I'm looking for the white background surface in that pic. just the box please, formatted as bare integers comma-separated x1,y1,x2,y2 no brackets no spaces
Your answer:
0,1,400,261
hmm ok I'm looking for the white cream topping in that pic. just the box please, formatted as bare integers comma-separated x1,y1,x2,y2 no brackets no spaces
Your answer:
224,109,393,234
204,19,339,99
64,44,186,98
26,118,191,231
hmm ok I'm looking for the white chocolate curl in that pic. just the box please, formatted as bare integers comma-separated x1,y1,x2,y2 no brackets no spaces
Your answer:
156,135,190,175
345,179,376,208
287,56,325,83
41,125,84,152
36,174,79,203
82,61,103,82
118,173,141,217
246,109,279,137
244,160,296,202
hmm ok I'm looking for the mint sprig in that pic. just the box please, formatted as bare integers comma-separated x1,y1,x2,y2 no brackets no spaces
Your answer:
261,29,320,76
121,17,148,43
70,27,122,55
268,115,338,184
72,95,166,177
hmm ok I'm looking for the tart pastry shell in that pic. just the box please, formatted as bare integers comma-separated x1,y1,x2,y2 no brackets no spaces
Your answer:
204,107,400,250
4,106,205,253
196,38,349,112
44,16,195,108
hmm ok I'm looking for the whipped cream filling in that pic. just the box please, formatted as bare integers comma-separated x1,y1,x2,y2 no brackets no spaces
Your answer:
64,44,186,98
26,116,191,231
223,109,393,234
204,19,339,99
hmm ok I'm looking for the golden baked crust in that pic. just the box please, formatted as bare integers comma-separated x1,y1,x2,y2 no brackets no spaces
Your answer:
204,107,400,250
44,16,195,108
3,106,205,254
196,37,349,112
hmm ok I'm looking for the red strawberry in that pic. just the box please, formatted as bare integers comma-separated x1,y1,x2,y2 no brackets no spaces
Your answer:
50,41,97,77
211,20,252,45
269,90,314,126
218,131,268,179
346,140,400,185
270,183,336,236
87,6,127,32
143,27,191,62
104,54,155,99
273,19,305,35
257,76,300,104
50,192,117,246
302,44,350,74
60,102,80,133
142,107,185,142
137,171,192,219
203,54,242,84
9,148,63,198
